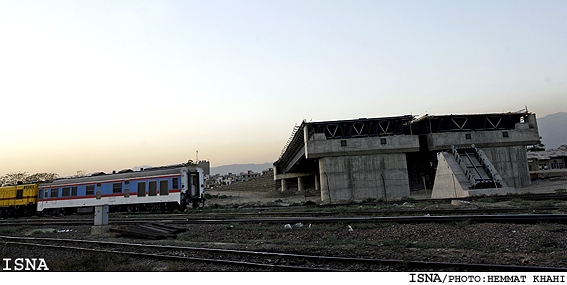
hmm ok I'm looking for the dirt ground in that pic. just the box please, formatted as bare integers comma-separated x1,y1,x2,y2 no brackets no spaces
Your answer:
517,177,567,193
205,189,320,206
206,177,567,206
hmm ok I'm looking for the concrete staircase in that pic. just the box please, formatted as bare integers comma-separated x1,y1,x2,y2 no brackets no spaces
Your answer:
453,145,503,189
214,170,275,192
432,145,515,198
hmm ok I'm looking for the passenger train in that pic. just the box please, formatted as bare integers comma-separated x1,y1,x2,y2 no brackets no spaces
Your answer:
0,163,205,216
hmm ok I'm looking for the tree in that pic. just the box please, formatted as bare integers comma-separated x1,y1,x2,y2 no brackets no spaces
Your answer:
0,171,59,186
559,144,567,151
0,172,29,186
185,160,197,167
27,172,60,182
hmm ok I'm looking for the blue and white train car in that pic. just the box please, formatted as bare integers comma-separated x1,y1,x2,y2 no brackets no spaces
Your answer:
37,164,205,214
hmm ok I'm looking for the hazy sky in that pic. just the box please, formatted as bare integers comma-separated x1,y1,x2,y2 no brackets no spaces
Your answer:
1,0,566,177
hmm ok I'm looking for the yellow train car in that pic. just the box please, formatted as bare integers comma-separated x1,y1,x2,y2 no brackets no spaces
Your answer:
0,183,39,216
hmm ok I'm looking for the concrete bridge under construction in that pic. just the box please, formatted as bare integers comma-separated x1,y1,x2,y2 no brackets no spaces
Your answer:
273,111,540,201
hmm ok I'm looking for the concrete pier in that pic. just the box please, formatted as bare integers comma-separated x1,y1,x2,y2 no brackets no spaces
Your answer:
297,176,304,193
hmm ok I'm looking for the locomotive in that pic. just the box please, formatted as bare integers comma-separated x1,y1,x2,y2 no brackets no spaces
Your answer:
0,163,205,216
0,184,38,216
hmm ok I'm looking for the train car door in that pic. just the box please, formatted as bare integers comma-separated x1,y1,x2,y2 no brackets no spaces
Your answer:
16,187,24,205
37,189,44,211
191,173,199,197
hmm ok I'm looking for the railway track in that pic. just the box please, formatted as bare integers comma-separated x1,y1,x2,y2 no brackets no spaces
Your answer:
305,192,567,207
1,235,564,272
182,213,567,224
186,206,567,217
3,202,567,222
3,213,567,226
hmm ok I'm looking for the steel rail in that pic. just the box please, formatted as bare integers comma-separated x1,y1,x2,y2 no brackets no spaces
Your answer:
185,207,567,217
0,239,334,272
2,206,564,224
1,236,564,272
2,214,567,226
179,213,567,224
5,206,563,222
323,193,567,206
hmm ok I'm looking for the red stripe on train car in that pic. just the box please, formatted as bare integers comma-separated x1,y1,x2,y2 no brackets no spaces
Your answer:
38,189,182,202
39,175,182,190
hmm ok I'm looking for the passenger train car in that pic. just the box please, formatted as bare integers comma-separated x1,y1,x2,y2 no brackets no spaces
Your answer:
0,163,205,216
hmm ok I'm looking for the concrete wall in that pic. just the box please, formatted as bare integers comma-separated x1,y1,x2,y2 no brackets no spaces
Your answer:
305,133,420,158
427,120,539,151
319,153,410,201
480,146,530,188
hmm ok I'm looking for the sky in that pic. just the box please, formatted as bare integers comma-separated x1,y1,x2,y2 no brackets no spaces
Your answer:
1,0,566,177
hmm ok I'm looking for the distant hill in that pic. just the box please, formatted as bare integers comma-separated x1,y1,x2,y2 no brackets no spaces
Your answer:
538,112,567,150
210,163,273,175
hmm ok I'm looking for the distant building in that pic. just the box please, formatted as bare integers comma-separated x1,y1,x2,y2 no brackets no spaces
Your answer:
527,149,567,171
197,160,210,175
204,169,271,189
240,170,260,180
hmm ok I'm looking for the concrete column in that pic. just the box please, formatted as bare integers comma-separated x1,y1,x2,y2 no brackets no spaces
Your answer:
281,179,287,192
314,174,320,191
297,176,304,193
319,158,330,201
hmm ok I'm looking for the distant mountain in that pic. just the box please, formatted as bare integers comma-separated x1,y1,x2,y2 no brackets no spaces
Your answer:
538,112,567,150
210,163,273,175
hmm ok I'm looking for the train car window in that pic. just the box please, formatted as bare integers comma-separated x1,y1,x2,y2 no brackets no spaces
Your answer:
160,180,169,196
16,189,23,199
50,188,59,198
96,191,101,200
124,188,130,198
125,180,130,185
86,185,95,196
38,189,43,200
113,182,122,194
149,181,157,196
137,182,146,197
62,187,70,197
96,183,102,187
71,186,77,197
172,178,179,189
